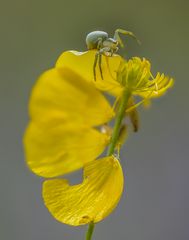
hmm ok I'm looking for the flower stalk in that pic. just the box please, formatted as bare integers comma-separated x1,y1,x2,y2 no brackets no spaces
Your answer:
86,222,95,240
107,89,131,156
86,88,131,240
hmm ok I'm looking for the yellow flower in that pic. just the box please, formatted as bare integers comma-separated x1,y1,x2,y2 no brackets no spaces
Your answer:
56,51,173,103
116,57,174,98
24,64,124,225
24,48,173,228
116,57,174,112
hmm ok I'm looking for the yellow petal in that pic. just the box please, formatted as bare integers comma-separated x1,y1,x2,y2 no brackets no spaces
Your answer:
24,122,110,177
43,156,124,226
136,74,174,98
29,67,114,127
56,50,123,96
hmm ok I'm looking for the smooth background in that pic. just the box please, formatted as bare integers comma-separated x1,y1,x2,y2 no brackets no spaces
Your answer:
0,0,188,239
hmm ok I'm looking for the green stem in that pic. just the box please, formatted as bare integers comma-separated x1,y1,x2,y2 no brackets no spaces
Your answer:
85,89,131,240
86,222,94,240
107,89,131,156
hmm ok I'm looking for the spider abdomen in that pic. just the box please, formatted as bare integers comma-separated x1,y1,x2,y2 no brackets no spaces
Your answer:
86,31,108,49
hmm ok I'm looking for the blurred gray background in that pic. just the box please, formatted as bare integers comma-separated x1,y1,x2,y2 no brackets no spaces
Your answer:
0,0,188,239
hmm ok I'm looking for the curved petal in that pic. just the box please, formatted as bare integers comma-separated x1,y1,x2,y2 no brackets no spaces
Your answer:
135,73,174,98
29,67,114,127
43,156,124,226
56,50,123,96
24,122,110,177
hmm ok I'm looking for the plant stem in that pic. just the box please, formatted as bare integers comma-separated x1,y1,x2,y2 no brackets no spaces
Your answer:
85,89,131,240
107,89,131,156
86,222,95,240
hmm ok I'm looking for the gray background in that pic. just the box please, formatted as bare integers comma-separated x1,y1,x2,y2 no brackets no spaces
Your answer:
0,0,189,239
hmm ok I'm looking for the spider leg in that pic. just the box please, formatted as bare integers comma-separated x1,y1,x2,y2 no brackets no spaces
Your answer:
98,52,103,80
98,47,112,80
110,49,114,57
92,38,103,81
105,56,115,80
93,52,99,81
114,28,141,48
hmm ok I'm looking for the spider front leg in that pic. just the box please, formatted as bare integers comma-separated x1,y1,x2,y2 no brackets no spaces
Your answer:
114,28,140,48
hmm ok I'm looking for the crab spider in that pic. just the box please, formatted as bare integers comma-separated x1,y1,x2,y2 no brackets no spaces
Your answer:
86,29,140,80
